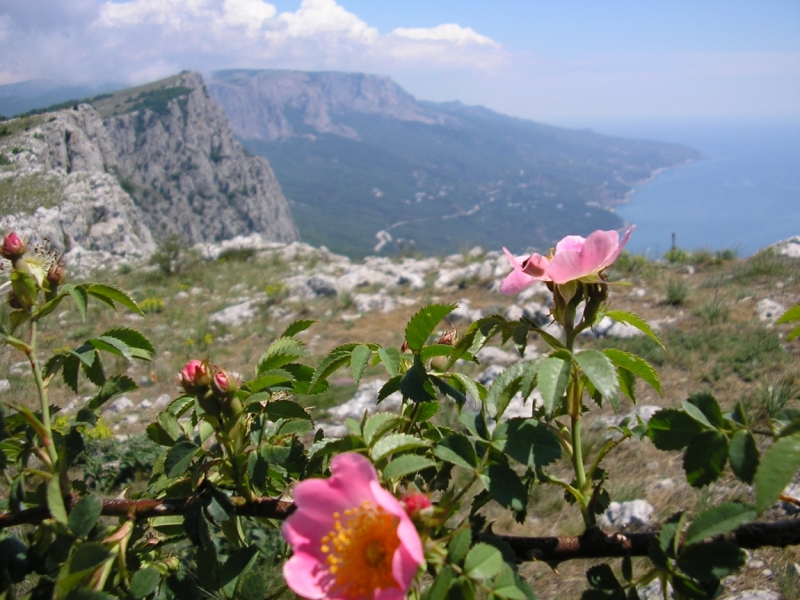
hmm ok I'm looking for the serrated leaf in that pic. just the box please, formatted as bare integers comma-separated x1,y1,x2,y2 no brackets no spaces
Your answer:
82,350,105,387
405,304,457,352
220,545,259,598
363,413,405,446
350,345,371,386
130,567,161,599
87,375,136,410
70,542,113,574
165,441,200,478
617,367,637,403
377,346,402,377
421,566,456,600
755,431,800,513
538,355,571,416
586,564,622,590
647,409,704,450
685,392,724,428
604,310,664,349
281,319,316,338
729,429,759,484
47,476,68,524
308,347,353,392
448,527,472,564
485,463,527,513
87,283,143,316
602,349,661,395
775,303,800,326
257,337,308,374
449,373,487,405
265,400,311,421
69,495,103,538
383,455,436,480
68,285,88,320
307,436,363,461
683,430,728,488
99,328,155,359
485,362,525,419
677,540,744,581
683,502,756,546
400,357,435,403
377,375,402,403
464,543,504,580
493,418,561,468
248,370,294,392
370,433,429,462
430,375,467,408
434,433,477,469
575,350,619,410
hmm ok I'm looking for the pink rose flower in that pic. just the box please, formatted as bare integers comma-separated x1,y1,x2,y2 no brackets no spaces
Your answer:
500,227,634,293
282,453,424,600
179,359,209,393
1,232,25,260
546,226,634,285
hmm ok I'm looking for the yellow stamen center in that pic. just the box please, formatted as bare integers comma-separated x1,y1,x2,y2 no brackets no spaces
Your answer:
320,501,401,598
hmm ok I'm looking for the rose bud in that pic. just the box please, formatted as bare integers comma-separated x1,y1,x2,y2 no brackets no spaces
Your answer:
401,491,433,518
1,232,25,261
438,328,457,346
47,262,65,287
179,360,210,394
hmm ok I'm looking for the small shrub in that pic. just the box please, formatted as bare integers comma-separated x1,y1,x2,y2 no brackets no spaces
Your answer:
664,278,688,306
80,435,162,492
693,293,729,325
717,248,738,261
743,374,799,424
150,234,186,276
140,297,165,314
612,251,651,277
664,247,688,264
0,154,10,166
218,247,256,262
265,281,288,302
689,248,721,267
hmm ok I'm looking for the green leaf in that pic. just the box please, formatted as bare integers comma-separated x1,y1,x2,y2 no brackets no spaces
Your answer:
87,375,136,410
729,429,759,484
449,373,487,405
775,303,800,326
575,350,619,410
485,361,525,419
130,567,161,599
420,344,455,362
363,413,405,446
604,310,664,349
586,564,622,590
754,431,800,513
370,433,430,462
265,400,311,421
404,304,457,352
685,392,725,428
307,436,363,461
677,540,745,581
281,319,316,338
485,463,527,514
350,345,372,386
493,418,561,468
683,502,756,546
383,455,436,480
47,476,68,524
98,328,155,360
87,283,143,316
69,495,103,538
538,355,571,416
165,441,200,478
647,409,704,451
258,337,308,374
400,357,436,403
617,367,637,403
434,433,477,469
430,375,467,408
248,370,294,392
448,527,472,564
464,543,504,580
421,567,456,600
602,349,662,395
309,347,353,392
683,430,728,488
378,347,402,377
68,285,88,320
70,542,112,574
220,545,259,598
377,375,402,403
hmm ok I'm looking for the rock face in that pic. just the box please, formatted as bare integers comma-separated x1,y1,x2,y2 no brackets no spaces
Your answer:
105,72,297,244
208,69,439,142
0,71,298,268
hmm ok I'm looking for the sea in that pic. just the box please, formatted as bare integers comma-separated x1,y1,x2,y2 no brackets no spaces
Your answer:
590,119,800,258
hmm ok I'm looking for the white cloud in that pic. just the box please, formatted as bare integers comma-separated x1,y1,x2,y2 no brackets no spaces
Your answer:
390,24,498,48
222,0,276,31
274,0,377,43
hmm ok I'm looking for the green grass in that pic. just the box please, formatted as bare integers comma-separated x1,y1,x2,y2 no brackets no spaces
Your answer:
0,172,64,215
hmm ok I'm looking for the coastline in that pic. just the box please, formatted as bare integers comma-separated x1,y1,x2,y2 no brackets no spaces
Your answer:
616,156,701,207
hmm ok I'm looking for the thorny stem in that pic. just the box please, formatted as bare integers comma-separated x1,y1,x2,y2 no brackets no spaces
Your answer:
28,320,58,468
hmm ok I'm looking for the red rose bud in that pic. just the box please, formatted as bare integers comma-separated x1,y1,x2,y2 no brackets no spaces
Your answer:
1,232,25,260
180,359,210,393
212,370,231,396
401,492,432,517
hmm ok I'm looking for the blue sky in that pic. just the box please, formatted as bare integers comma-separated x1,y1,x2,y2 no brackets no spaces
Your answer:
1,0,797,126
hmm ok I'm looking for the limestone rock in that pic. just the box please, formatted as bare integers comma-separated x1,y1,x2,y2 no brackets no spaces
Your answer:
756,298,786,324
598,500,654,529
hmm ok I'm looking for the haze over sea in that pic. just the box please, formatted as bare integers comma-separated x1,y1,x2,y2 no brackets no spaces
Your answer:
588,119,800,258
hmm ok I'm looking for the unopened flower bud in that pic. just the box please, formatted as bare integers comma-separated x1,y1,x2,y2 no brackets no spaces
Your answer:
1,232,25,261
401,492,432,517
437,328,457,346
180,359,210,394
211,369,236,397
400,340,410,353
47,262,65,287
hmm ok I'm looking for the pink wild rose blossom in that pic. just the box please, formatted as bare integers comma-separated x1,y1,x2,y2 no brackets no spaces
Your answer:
282,452,424,600
500,226,634,293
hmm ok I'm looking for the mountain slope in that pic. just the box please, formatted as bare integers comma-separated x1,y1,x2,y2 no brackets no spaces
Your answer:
208,69,700,257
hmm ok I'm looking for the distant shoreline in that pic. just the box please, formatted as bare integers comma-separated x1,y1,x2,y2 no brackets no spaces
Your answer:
616,156,701,207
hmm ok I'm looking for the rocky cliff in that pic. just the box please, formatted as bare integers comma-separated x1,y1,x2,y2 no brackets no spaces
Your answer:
0,71,297,270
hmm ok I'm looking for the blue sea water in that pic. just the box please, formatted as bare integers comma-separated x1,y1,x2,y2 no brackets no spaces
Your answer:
592,119,800,257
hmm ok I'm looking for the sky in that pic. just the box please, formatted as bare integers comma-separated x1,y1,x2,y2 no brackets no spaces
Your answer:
1,0,798,127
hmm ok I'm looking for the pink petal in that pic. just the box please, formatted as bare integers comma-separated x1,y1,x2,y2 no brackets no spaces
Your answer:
502,247,523,270
371,483,424,565
579,229,619,273
546,249,585,284
282,552,326,599
522,253,549,278
391,542,422,594
555,235,585,254
500,269,535,295
601,226,635,269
